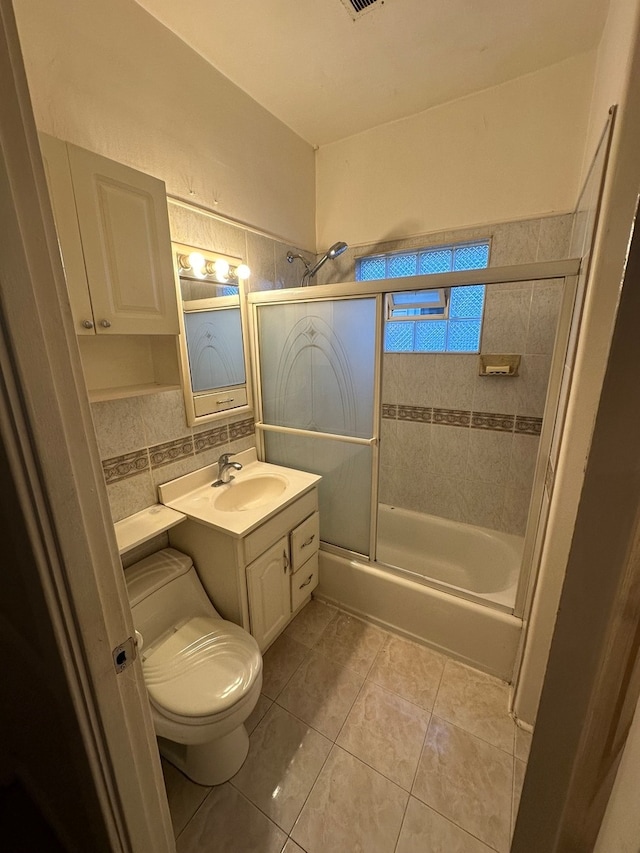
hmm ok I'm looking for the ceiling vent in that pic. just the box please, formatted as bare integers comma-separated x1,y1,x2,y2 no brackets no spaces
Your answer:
339,0,382,21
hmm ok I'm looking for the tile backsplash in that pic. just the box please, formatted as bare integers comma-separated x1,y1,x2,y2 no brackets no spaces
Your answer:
91,390,256,522
371,214,571,537
91,206,572,531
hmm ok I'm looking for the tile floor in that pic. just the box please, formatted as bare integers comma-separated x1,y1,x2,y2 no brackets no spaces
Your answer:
162,599,532,853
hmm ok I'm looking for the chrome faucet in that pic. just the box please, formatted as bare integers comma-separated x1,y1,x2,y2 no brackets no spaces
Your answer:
212,452,242,487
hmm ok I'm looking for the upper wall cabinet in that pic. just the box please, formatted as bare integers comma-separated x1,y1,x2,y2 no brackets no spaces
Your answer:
39,133,178,336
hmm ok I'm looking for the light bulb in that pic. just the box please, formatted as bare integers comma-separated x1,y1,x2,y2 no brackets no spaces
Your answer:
214,258,230,280
188,252,206,275
236,263,251,280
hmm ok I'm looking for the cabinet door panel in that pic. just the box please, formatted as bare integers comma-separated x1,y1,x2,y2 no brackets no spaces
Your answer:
246,537,291,651
68,145,178,335
39,134,94,335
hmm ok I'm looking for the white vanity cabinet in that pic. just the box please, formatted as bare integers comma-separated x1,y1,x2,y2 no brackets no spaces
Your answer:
40,133,178,337
167,488,320,652
246,537,292,651
39,134,181,401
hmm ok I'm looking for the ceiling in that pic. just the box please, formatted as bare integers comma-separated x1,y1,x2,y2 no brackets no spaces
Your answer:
134,0,609,147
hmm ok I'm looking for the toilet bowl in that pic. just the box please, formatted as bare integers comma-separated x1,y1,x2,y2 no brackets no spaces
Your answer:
125,548,262,786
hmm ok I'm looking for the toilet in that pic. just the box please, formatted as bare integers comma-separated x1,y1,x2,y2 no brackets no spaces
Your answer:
125,548,262,786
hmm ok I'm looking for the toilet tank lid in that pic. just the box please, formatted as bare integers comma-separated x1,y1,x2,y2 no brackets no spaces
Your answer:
125,548,194,607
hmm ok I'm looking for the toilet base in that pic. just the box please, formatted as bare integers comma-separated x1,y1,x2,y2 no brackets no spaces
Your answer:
158,724,250,786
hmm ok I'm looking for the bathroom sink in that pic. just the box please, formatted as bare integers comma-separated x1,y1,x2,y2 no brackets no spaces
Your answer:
158,449,321,537
213,474,289,512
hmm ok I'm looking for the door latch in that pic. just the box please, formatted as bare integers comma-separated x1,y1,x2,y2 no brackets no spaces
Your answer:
112,636,138,673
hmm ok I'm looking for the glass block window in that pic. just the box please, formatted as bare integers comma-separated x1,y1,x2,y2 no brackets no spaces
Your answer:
357,241,490,353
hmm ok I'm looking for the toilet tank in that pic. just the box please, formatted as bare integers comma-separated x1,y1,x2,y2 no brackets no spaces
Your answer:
125,548,220,648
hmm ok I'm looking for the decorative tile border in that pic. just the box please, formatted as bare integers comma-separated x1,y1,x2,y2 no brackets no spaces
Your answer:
432,408,471,427
471,411,515,432
398,405,431,423
149,436,194,469
102,449,150,484
102,416,257,484
383,402,543,435
515,416,543,436
230,417,255,441
194,425,228,455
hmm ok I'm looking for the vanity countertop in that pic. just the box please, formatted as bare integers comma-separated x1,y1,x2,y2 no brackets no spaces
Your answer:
158,449,321,538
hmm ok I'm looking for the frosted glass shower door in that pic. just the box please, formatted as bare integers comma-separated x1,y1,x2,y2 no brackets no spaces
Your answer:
256,298,379,555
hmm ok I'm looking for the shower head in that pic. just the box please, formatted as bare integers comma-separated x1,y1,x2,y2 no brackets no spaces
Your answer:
286,250,311,272
306,241,349,280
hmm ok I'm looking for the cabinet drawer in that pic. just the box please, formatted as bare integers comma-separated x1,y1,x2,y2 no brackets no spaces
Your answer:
243,488,318,565
290,511,319,572
194,386,247,417
291,553,319,612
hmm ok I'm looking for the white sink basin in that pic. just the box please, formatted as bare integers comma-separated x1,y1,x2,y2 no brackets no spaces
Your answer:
213,474,289,512
158,450,321,537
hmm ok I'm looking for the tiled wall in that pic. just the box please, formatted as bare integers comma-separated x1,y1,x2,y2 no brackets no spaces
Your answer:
92,202,311,523
313,213,572,537
92,205,572,532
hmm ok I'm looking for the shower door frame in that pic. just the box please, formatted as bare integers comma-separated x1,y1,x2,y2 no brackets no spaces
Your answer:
249,292,384,558
248,257,581,618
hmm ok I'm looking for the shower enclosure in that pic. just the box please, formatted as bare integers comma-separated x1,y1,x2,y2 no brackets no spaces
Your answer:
248,259,579,673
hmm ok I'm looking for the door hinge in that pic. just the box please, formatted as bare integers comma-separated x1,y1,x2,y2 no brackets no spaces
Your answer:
112,636,137,673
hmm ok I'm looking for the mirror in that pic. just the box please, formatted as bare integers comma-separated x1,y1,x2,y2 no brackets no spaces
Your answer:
173,241,252,425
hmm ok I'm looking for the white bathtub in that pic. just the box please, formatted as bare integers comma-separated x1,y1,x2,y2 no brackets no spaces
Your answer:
377,504,523,610
316,507,524,680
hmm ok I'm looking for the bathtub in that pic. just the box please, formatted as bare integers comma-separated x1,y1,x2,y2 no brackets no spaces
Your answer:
377,504,523,610
316,506,524,680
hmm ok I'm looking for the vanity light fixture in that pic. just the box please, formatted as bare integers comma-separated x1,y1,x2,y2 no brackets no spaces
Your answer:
176,248,251,284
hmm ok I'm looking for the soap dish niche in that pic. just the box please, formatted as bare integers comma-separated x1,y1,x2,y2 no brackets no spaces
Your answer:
478,354,521,377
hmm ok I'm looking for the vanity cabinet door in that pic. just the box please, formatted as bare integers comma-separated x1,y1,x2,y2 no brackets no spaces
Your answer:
39,133,178,336
246,536,291,652
39,133,95,335
68,143,178,336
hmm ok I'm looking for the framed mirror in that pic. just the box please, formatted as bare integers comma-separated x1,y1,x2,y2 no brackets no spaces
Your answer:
173,241,252,425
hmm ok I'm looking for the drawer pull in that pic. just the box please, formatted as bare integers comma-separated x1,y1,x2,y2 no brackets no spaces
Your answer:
216,397,234,404
301,534,315,548
299,573,314,590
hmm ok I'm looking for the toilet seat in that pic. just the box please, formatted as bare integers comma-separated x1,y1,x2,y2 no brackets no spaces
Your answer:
142,615,262,723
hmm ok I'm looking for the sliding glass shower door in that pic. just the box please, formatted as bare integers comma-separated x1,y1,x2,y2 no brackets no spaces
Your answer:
254,297,380,555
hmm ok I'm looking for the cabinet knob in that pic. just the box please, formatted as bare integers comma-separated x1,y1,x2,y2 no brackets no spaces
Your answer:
81,319,94,329
99,319,112,328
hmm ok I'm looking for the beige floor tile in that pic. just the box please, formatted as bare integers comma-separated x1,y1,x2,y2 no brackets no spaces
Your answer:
277,651,364,739
396,796,493,853
368,634,446,710
161,758,209,839
433,659,515,753
284,598,337,647
413,716,513,853
176,783,286,853
337,681,430,790
261,634,308,699
231,704,332,833
515,726,533,762
313,611,388,675
245,693,273,735
512,757,526,837
282,841,306,853
292,745,408,853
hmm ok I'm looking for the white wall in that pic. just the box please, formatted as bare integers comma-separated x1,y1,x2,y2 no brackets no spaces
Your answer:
316,52,596,248
13,0,316,250
582,0,640,173
513,0,640,728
